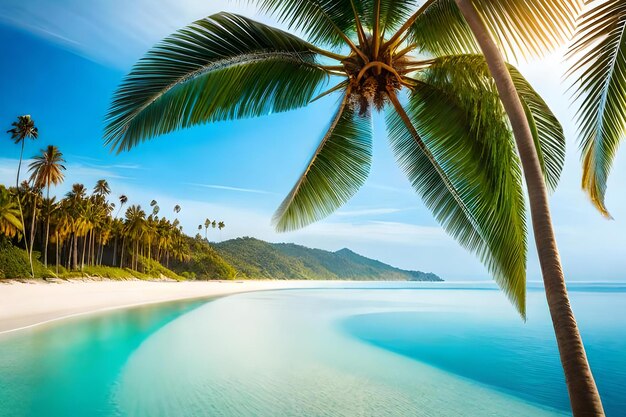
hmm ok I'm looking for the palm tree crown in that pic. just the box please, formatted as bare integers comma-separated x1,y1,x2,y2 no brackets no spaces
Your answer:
7,115,38,144
28,145,66,190
104,0,582,315
94,179,111,197
0,185,23,238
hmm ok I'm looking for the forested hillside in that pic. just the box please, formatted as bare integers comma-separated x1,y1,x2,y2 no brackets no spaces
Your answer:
215,237,442,281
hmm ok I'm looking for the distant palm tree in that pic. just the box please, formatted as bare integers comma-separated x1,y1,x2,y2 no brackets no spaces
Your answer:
204,218,211,240
28,145,66,266
124,205,146,270
7,115,38,277
104,2,601,413
218,221,225,241
116,194,128,218
65,183,87,269
93,179,111,197
0,185,22,239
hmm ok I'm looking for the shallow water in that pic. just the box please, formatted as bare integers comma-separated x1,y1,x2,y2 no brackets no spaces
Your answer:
0,283,624,417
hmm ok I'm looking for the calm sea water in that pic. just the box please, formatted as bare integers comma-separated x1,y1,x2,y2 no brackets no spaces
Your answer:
0,282,624,417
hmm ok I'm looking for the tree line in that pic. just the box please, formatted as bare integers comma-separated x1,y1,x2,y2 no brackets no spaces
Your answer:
1,115,225,276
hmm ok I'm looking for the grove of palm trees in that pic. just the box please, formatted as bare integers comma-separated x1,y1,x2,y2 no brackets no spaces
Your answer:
1,122,229,280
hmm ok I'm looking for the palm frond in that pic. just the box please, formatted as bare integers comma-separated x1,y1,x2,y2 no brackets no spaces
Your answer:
104,12,328,152
360,0,418,36
388,60,531,316
567,0,626,218
254,0,359,48
273,92,372,232
412,55,565,190
513,74,565,192
411,0,583,61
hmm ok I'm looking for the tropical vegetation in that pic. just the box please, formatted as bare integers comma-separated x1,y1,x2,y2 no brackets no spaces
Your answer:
216,237,441,281
101,0,612,414
0,131,232,280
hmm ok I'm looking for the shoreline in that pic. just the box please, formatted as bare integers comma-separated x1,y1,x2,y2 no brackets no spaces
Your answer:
0,278,318,335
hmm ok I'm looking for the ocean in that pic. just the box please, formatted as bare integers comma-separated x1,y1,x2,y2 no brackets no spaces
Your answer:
0,282,624,416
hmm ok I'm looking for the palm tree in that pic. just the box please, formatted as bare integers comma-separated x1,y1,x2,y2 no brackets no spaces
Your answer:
103,2,599,413
116,194,128,218
124,205,146,270
0,185,23,239
93,179,111,197
447,1,603,414
65,183,87,270
111,194,128,265
28,145,66,266
204,218,211,240
22,184,42,273
7,115,38,277
218,221,225,241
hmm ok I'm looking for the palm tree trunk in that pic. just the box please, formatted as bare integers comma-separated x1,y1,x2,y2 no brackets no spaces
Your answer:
73,234,79,270
454,1,605,415
44,187,50,267
121,237,126,268
28,194,37,266
15,141,35,278
81,233,87,271
55,232,59,275
90,231,95,266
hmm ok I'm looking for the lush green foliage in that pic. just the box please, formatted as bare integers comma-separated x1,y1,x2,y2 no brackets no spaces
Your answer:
385,54,565,314
215,237,441,281
0,185,22,238
0,237,53,279
411,0,582,61
104,12,327,152
273,98,373,232
169,237,237,280
137,255,185,281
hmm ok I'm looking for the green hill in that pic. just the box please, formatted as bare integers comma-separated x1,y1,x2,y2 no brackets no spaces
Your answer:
214,237,442,281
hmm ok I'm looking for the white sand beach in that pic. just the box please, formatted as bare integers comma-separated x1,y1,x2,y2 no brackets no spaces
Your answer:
0,279,315,334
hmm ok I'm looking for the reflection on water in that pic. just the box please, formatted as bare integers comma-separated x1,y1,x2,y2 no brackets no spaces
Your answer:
0,299,206,417
0,283,624,417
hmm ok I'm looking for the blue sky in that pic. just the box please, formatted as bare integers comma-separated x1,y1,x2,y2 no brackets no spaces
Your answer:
0,0,624,281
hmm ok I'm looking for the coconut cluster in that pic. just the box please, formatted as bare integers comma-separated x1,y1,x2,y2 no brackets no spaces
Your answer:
342,48,405,117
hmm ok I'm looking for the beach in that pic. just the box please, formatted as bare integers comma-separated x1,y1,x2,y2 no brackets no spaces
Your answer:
0,279,312,334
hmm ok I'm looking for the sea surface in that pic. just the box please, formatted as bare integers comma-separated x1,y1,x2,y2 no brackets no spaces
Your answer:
0,282,624,417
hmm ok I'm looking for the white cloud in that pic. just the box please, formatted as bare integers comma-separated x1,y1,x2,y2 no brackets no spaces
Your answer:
0,0,276,68
335,207,416,217
0,158,133,189
186,182,274,195
288,220,449,246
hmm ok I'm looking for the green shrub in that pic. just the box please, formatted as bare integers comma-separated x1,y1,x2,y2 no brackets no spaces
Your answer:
0,238,55,279
169,237,236,280
137,256,185,281
180,271,196,280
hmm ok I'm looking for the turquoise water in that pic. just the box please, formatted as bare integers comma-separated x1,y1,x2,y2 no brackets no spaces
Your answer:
0,283,624,416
